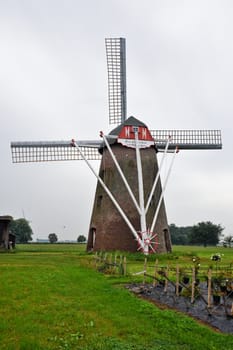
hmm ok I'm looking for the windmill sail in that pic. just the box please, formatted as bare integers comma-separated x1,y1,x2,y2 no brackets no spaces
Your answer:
105,38,127,125
151,129,222,150
10,140,102,163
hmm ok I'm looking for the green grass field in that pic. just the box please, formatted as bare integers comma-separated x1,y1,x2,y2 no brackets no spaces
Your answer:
0,244,233,349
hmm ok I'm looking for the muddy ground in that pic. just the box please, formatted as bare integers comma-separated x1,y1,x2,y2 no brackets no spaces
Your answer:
126,282,233,334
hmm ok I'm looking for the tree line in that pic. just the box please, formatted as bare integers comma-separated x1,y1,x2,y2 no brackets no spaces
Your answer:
9,218,229,247
9,218,87,244
169,221,225,246
47,233,86,243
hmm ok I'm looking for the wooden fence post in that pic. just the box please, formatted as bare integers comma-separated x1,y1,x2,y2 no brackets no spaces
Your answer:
94,252,98,269
123,256,127,276
164,266,169,293
207,269,212,308
176,265,180,296
114,254,117,273
109,253,112,272
143,257,147,284
153,259,158,287
191,266,195,303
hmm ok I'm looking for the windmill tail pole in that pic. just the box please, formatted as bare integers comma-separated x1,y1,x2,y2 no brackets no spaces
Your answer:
145,136,171,214
70,139,145,250
150,147,179,233
100,132,141,215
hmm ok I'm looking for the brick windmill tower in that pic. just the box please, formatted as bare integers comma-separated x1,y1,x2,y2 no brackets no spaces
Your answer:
11,38,222,254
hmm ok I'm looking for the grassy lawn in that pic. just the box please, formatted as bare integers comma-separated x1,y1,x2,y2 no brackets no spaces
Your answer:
0,244,233,349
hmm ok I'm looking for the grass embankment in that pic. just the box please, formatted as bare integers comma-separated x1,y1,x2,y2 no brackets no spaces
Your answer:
0,244,233,349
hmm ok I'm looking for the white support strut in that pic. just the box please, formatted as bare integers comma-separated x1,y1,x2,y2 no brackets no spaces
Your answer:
150,147,179,233
71,139,145,250
134,128,148,254
100,132,141,215
145,136,171,214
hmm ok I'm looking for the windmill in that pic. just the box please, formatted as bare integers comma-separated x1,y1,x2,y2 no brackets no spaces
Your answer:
11,38,222,255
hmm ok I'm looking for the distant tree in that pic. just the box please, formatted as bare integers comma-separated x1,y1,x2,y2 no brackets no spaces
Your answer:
169,224,192,245
9,218,33,243
223,235,233,248
48,233,58,244
77,235,86,243
189,221,224,247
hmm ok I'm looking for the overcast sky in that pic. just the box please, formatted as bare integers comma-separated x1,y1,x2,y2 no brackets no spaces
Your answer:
1,0,232,241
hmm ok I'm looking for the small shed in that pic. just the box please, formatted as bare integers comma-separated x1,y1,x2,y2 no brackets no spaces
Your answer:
0,215,14,249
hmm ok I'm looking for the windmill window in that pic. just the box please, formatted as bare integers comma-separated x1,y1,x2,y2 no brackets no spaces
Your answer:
88,227,96,250
97,195,103,207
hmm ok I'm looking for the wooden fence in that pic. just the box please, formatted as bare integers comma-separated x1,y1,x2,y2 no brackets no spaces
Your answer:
93,252,233,316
